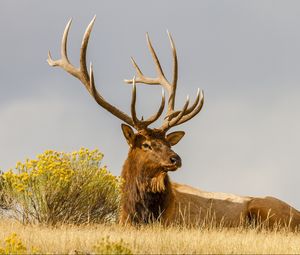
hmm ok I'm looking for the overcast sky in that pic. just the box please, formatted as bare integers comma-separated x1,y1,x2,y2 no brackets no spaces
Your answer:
1,0,300,209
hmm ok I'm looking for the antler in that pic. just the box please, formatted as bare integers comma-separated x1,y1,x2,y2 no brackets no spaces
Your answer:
131,77,165,129
124,32,204,132
47,16,165,131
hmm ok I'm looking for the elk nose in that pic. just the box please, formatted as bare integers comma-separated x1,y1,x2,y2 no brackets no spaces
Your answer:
170,155,182,167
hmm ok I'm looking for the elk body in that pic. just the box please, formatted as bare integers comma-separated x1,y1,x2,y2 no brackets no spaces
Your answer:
48,17,300,229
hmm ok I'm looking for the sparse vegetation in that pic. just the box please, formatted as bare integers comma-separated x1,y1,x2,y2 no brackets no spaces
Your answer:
1,148,121,225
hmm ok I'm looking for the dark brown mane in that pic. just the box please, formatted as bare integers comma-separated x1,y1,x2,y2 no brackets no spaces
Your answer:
120,144,175,224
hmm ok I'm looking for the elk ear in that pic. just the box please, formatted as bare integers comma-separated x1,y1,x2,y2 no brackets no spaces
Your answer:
121,124,135,147
166,131,185,146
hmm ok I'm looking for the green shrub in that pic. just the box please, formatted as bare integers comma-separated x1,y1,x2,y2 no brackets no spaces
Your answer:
2,148,121,225
93,236,132,255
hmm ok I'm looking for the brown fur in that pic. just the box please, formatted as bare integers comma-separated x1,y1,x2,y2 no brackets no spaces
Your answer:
247,197,300,229
119,125,300,229
120,151,175,224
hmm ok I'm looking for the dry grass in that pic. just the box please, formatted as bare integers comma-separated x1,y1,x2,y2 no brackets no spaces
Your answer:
0,218,300,254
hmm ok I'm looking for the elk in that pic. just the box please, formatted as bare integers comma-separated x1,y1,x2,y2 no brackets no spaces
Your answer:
48,16,300,228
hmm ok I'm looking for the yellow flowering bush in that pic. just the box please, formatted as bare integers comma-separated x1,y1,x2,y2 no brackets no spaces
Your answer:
93,236,133,255
2,148,121,225
0,233,39,254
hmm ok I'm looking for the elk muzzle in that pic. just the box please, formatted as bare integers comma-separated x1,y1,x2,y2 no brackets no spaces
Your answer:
164,153,182,171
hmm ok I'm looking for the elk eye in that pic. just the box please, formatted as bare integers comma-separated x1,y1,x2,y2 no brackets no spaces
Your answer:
142,143,152,150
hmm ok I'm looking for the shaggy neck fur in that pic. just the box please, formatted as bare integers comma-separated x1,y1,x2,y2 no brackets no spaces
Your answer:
120,151,174,224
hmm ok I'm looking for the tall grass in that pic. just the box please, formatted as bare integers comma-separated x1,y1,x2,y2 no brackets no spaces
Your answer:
0,218,300,254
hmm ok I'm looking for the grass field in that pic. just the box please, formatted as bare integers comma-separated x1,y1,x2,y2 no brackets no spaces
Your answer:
0,218,300,254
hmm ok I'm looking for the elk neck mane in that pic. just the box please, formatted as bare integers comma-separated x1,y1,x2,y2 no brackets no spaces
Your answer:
121,149,174,224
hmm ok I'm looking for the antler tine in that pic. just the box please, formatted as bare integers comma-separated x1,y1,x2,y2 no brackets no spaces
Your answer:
145,33,171,90
124,36,171,91
47,18,72,65
80,16,96,84
165,88,200,121
161,96,190,130
124,33,173,91
130,77,139,126
130,77,166,129
124,57,159,85
167,31,178,110
161,89,204,131
61,19,72,62
130,57,143,78
47,19,79,78
175,89,204,126
142,89,165,126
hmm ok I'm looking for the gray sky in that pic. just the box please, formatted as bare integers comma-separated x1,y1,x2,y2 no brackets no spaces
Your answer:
1,0,300,208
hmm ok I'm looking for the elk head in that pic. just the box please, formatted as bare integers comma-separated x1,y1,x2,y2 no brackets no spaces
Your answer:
47,17,204,222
